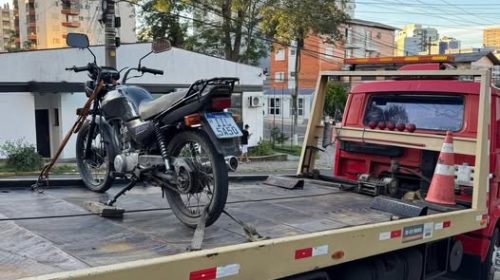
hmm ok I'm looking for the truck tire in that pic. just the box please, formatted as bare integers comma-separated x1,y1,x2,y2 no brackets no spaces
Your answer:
480,228,500,280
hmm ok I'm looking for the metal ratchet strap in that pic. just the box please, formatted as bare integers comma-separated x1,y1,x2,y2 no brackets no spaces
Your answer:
222,209,268,242
189,205,210,251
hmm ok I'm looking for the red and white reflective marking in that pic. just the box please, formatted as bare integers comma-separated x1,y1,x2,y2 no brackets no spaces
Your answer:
379,229,402,241
294,245,329,260
477,214,489,225
189,264,240,280
434,220,452,230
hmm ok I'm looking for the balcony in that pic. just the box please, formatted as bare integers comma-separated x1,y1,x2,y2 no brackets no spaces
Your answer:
62,21,80,28
61,8,80,15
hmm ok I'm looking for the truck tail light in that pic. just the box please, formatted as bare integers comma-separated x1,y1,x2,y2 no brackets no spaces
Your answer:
212,97,231,111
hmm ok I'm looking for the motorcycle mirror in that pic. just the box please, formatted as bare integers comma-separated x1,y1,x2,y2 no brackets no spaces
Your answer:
152,38,171,54
66,33,89,49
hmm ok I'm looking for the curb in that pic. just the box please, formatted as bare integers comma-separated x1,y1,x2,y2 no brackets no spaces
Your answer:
0,174,270,188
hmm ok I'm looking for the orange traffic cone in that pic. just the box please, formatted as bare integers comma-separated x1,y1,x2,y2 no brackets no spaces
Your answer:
425,131,456,205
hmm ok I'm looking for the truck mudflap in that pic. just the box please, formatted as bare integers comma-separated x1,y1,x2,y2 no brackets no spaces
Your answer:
456,234,490,262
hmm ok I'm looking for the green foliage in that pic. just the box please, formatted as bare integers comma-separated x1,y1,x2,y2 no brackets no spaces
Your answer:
138,0,189,47
259,0,350,44
270,126,288,147
249,140,273,156
324,81,348,120
140,0,268,65
274,145,302,156
0,139,42,172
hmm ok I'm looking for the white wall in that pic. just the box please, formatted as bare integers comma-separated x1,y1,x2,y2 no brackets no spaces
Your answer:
0,44,263,87
0,93,36,156
241,92,265,146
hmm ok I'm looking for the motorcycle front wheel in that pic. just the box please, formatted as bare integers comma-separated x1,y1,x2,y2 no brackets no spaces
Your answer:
165,130,228,228
76,121,116,192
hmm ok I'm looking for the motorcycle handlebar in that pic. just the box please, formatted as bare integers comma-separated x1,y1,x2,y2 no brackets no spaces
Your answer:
65,64,92,73
140,67,164,75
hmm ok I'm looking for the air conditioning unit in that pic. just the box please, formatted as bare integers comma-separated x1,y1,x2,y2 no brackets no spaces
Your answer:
248,96,262,107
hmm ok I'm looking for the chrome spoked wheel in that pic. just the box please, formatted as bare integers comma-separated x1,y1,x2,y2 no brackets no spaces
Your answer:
164,131,228,228
76,121,115,192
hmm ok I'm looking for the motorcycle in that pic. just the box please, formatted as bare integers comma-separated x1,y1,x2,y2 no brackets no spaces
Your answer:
65,33,242,227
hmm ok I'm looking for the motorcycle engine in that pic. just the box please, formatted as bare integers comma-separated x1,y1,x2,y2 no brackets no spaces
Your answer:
114,152,139,173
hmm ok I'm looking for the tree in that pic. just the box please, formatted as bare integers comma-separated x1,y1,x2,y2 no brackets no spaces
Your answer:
324,81,348,121
137,0,189,47
149,0,268,65
260,0,349,141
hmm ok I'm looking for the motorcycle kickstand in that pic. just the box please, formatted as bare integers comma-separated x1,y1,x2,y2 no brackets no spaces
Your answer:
106,179,137,206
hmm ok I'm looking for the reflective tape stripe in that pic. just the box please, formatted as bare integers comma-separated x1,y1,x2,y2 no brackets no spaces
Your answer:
441,143,454,153
435,164,455,176
190,264,240,280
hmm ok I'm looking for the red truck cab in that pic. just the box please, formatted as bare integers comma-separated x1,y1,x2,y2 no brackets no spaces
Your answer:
334,56,500,272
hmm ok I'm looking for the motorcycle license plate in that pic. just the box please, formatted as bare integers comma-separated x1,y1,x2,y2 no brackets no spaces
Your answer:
205,113,242,139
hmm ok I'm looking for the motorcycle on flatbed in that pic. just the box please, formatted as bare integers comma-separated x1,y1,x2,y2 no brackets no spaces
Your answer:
66,33,241,227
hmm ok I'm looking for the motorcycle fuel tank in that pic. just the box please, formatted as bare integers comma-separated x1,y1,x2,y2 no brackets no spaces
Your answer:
101,86,153,121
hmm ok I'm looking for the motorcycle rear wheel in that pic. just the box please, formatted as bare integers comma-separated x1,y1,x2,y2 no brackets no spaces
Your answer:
165,130,228,228
76,121,116,192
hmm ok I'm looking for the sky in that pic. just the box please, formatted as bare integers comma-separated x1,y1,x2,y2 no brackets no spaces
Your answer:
0,0,494,49
355,0,497,48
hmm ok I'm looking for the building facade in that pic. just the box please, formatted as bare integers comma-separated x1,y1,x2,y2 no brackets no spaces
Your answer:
484,27,500,58
0,3,14,52
13,0,136,50
395,24,439,56
0,44,264,158
266,19,396,123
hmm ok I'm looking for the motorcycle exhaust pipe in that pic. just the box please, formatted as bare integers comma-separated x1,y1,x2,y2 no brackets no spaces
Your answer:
225,156,238,172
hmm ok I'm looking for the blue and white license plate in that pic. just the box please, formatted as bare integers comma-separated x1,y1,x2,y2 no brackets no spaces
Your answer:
205,112,242,139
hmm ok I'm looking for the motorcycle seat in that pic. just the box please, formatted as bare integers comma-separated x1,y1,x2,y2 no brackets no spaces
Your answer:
139,90,188,120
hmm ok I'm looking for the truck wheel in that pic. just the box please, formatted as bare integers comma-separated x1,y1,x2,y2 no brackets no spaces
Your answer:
480,228,500,280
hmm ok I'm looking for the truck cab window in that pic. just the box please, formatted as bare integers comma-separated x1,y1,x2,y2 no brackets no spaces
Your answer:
363,94,464,131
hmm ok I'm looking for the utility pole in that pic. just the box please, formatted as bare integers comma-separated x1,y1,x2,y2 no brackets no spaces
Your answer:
103,0,116,68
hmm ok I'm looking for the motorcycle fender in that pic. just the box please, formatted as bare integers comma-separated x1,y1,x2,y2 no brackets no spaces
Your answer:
82,117,120,157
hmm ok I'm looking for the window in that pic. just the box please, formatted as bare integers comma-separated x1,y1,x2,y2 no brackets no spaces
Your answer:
290,98,304,116
289,71,296,77
268,98,281,115
274,72,284,82
323,45,334,59
275,49,285,61
364,94,464,131
290,48,296,56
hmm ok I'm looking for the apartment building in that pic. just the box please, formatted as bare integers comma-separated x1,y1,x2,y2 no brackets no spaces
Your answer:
13,0,136,50
484,27,500,59
0,3,14,52
395,24,439,56
266,19,396,123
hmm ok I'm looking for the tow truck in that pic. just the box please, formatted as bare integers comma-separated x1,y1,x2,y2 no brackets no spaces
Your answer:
9,55,499,280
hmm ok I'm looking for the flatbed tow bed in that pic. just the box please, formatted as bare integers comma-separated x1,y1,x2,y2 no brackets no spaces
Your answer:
2,69,491,280
0,177,394,279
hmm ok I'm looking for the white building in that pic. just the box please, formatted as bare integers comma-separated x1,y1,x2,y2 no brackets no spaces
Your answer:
14,0,136,50
0,44,264,158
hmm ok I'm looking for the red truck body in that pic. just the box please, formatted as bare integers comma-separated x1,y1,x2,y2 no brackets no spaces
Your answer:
334,75,500,262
